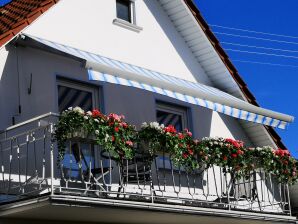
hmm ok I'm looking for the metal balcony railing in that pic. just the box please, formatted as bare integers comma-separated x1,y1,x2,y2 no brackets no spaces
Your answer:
0,113,292,215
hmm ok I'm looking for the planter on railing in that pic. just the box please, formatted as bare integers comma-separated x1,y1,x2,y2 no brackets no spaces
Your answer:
54,107,298,185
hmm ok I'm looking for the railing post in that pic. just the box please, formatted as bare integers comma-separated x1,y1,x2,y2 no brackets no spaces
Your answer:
50,123,54,196
287,184,292,216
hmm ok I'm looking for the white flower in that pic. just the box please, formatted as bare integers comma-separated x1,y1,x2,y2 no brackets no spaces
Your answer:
87,111,92,116
84,116,88,120
104,134,109,142
141,122,148,128
160,124,164,128
68,107,73,111
73,106,84,114
95,130,99,135
94,119,99,123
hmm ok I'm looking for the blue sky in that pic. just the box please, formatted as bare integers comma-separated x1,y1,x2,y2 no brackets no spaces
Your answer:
195,0,298,157
0,0,10,6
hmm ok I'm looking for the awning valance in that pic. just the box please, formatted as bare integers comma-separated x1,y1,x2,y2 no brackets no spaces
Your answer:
25,34,294,129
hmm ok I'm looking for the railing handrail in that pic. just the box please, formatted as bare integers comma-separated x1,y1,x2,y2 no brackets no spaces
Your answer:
0,112,59,134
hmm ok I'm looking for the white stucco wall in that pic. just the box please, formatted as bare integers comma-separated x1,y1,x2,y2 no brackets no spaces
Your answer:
23,0,211,85
0,47,9,81
210,111,252,145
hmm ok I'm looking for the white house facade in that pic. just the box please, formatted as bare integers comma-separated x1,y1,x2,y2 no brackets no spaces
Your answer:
0,0,296,223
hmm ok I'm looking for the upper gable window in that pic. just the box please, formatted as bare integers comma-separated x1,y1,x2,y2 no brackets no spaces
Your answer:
116,0,132,23
113,0,143,33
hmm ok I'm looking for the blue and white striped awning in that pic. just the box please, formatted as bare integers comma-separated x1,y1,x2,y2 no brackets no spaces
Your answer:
25,34,294,129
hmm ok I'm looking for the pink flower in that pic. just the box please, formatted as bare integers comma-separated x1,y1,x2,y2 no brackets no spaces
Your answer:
108,113,121,122
187,131,192,137
178,133,184,139
193,139,200,145
125,140,133,147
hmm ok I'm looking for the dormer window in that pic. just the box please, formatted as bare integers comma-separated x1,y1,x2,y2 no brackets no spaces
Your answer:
116,0,132,23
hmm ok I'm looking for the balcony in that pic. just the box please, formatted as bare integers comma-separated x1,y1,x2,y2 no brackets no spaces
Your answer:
0,113,295,223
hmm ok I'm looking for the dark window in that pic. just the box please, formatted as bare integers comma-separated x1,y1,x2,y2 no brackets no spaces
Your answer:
116,0,131,23
156,103,188,132
58,85,93,113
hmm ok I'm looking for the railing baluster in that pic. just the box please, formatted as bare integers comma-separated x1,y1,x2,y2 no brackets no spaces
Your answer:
0,142,4,192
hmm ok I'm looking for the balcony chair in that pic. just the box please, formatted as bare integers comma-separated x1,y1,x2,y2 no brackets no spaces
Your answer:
70,142,113,196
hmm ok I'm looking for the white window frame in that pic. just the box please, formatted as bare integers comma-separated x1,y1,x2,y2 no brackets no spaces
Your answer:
56,79,100,113
113,0,143,33
156,102,188,131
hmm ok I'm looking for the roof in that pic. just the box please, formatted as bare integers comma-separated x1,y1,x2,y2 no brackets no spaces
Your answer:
183,0,286,149
0,0,59,48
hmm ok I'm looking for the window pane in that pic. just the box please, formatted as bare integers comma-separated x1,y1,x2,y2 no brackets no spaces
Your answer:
157,110,183,132
58,85,93,113
116,0,131,22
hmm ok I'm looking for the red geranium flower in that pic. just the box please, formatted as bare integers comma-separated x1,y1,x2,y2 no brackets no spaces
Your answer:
112,136,115,142
182,153,188,159
231,153,237,158
114,127,119,132
223,155,228,161
164,125,176,134
92,109,102,118
188,149,194,155
237,149,243,155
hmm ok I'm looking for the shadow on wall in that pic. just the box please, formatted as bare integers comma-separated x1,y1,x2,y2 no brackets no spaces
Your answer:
143,0,211,85
218,113,254,147
0,44,19,130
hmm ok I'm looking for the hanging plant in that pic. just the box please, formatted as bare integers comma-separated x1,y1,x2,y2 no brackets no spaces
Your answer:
138,122,165,155
96,113,137,161
54,106,96,161
198,137,246,177
169,129,204,172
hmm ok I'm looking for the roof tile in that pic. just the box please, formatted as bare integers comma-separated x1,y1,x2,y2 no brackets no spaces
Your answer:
0,0,59,47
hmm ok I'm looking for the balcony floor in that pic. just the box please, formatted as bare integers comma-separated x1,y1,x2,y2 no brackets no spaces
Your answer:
0,194,296,224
